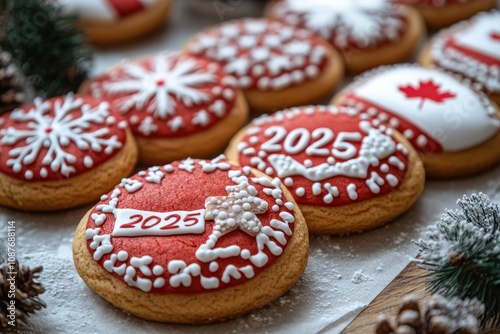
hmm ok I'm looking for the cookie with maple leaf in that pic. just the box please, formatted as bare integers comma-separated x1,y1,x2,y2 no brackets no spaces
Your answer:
59,0,173,44
264,0,425,73
225,106,425,234
183,18,344,113
332,64,500,178
72,156,308,323
0,93,138,211
82,52,248,165
419,10,500,105
393,0,496,30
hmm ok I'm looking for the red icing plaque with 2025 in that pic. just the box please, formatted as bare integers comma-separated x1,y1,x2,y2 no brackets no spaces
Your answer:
235,106,409,207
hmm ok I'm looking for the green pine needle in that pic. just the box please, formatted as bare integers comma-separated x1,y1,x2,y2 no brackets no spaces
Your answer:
0,0,92,98
415,193,500,328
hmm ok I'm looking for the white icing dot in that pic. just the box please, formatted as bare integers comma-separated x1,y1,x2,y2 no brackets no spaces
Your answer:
295,187,305,197
347,183,358,201
209,262,219,272
284,202,294,210
272,205,279,212
386,174,399,187
40,168,48,178
380,164,389,173
25,170,33,180
83,155,93,168
403,129,414,139
153,265,164,276
417,135,428,147
284,177,294,186
117,251,128,262
241,249,251,259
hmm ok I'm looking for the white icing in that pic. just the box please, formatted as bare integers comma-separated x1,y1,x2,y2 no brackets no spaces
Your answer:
431,10,500,93
0,94,122,179
112,208,206,237
99,53,215,119
349,66,499,151
275,0,406,49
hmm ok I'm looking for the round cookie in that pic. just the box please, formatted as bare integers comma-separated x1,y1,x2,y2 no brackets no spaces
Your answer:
183,18,344,113
265,0,425,73
0,93,138,211
420,10,500,105
73,157,308,323
82,52,248,165
333,64,500,178
394,0,496,30
59,0,172,44
225,106,425,235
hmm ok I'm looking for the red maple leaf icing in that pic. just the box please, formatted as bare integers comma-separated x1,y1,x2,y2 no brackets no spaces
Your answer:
491,31,500,42
398,80,456,109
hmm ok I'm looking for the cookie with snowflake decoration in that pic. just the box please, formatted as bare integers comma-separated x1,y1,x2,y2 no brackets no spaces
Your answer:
393,0,496,29
332,64,500,178
419,10,500,105
0,93,138,211
225,106,425,234
82,52,248,165
72,156,308,323
265,0,425,73
59,0,172,44
183,18,344,113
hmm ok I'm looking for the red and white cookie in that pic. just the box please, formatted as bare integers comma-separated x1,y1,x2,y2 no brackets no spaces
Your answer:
73,157,308,323
59,0,173,44
420,10,500,104
394,0,496,29
83,52,248,165
333,64,500,178
183,18,344,113
0,93,138,211
225,106,425,234
265,0,424,73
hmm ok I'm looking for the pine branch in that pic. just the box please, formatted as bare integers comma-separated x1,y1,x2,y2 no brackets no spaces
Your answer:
414,193,500,328
0,0,92,98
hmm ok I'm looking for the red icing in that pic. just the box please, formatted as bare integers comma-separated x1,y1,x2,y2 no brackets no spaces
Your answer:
85,161,295,294
338,92,443,153
0,95,127,181
237,107,409,207
186,18,330,91
398,80,456,109
106,0,144,18
87,53,237,139
443,29,500,67
269,1,409,51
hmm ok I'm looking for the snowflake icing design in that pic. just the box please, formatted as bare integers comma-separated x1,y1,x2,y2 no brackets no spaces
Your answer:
277,0,406,49
188,19,328,90
0,94,123,179
100,54,217,119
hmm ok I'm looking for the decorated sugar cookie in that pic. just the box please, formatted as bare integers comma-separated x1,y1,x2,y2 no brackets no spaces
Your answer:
225,106,425,234
72,157,308,323
420,10,500,105
265,0,424,73
59,0,172,44
83,52,248,165
394,0,496,29
183,18,344,112
0,93,138,211
333,64,500,178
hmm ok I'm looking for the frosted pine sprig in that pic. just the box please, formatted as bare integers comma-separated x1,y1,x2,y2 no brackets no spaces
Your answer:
414,193,500,327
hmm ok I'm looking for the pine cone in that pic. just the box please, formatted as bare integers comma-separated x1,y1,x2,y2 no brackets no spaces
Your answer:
0,261,46,328
376,295,484,334
0,50,34,114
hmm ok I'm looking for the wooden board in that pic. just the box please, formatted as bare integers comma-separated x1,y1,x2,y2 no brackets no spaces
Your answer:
342,261,498,334
342,261,428,333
